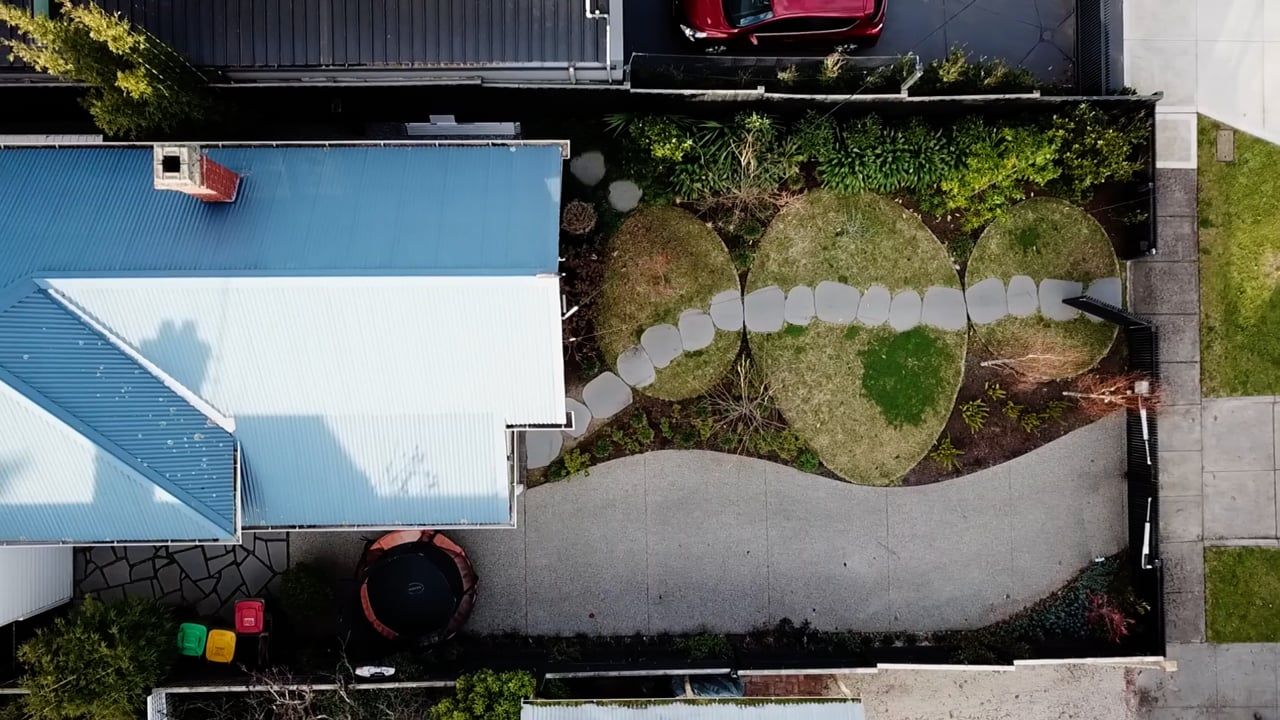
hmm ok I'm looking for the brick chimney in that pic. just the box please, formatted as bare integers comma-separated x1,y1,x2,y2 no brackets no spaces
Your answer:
153,144,240,203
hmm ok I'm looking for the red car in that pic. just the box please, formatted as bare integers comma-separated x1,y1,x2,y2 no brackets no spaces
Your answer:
678,0,886,51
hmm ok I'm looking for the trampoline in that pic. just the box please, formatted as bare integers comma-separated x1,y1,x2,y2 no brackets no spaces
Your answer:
357,530,477,644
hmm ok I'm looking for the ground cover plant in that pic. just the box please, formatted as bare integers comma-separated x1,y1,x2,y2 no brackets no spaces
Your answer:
1198,117,1280,395
746,191,966,484
966,197,1120,380
596,206,741,400
1205,546,1280,642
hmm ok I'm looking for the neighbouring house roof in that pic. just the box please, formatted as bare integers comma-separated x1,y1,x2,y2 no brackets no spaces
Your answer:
0,143,566,542
521,700,866,720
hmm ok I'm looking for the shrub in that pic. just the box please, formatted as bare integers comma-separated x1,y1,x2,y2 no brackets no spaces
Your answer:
912,48,1039,96
675,633,733,661
547,449,592,481
19,597,175,720
795,449,821,473
1050,104,1149,202
1086,591,1134,643
278,562,334,624
960,399,989,434
429,670,536,720
928,435,964,471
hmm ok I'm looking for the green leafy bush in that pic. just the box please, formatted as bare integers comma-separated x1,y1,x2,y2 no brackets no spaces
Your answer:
278,562,335,624
928,435,965,472
547,449,592,481
1049,104,1150,202
960,399,989,434
429,670,536,720
912,48,1039,96
675,633,733,661
18,597,175,720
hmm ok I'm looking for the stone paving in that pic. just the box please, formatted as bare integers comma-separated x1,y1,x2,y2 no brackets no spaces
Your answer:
76,532,288,618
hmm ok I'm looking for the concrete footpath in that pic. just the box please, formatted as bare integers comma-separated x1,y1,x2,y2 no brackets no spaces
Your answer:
454,415,1126,637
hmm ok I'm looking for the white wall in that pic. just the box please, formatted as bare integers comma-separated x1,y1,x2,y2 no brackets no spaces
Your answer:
0,546,73,625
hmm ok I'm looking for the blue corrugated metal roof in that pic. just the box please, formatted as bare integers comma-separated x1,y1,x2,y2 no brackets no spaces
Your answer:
0,144,562,288
0,287,237,541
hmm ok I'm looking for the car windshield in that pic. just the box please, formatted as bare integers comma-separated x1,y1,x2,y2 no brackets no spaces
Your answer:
723,0,773,27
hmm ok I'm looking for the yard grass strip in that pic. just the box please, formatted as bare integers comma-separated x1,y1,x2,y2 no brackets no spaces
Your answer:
1205,546,1280,643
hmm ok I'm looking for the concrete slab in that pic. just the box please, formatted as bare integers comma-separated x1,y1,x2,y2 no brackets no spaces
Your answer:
616,346,657,388
1199,0,1266,42
1006,275,1039,317
1203,398,1275,471
921,286,968,330
1086,277,1124,311
856,285,891,327
1215,644,1279,708
784,285,815,326
645,452,770,633
743,285,786,333
677,310,716,351
1157,113,1200,169
1125,0,1196,40
1161,494,1203,543
607,180,642,212
1131,262,1199,315
525,430,563,470
1199,41,1266,131
1164,589,1206,644
763,463,890,630
524,456,650,635
1161,451,1205,497
1163,405,1204,452
1161,541,1205,594
451,504,528,633
1038,279,1083,321
583,371,634,420
709,289,744,332
1134,642,1218,708
1124,39,1198,106
564,398,592,439
1162,362,1203,406
1204,470,1277,539
888,289,922,332
965,277,1007,324
1157,169,1199,217
1154,216,1199,262
640,323,683,369
569,151,606,186
814,281,859,325
1150,314,1202,362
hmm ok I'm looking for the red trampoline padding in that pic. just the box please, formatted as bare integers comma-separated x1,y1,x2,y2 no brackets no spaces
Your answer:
358,530,478,642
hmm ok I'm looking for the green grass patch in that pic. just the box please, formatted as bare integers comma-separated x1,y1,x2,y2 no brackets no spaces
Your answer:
749,192,966,485
1199,117,1280,395
1205,546,1280,642
966,197,1119,379
597,206,741,400
861,327,956,427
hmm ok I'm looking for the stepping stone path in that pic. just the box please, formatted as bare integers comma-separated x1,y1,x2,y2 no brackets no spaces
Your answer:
888,290,922,332
965,277,1008,325
1039,279,1083,321
678,310,716,351
526,430,564,469
709,289,744,331
1086,277,1123,309
608,180,642,212
856,285,891,327
814,281,860,324
583,372,633,421
744,286,786,333
640,324,683,368
922,287,968,330
784,286,815,326
569,151,606,186
564,398,592,439
617,346,656,388
1006,275,1039,317
77,533,288,617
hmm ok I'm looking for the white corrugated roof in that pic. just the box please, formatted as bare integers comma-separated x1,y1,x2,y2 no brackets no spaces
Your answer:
0,546,72,623
41,275,565,529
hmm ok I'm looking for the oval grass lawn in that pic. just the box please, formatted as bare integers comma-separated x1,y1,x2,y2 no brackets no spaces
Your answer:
597,206,741,400
748,192,966,485
966,197,1119,380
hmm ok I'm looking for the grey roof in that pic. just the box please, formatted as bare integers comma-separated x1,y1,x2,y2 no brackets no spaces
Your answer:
0,0,609,76
522,700,865,720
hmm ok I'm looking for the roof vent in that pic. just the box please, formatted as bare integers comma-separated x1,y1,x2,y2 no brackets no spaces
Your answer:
153,144,240,203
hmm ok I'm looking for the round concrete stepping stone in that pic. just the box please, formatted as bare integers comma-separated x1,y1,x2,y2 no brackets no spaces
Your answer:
569,151,606,187
616,346,656,388
564,397,592,439
526,430,563,470
583,371,634,420
607,180,642,212
888,289,923,332
921,286,968,331
709,289,744,332
640,323,683,368
814,281,860,325
784,286,815,326
744,285,786,333
1038,279,1084,321
1086,276,1123,308
677,309,716,351
1006,275,1039,318
965,277,1008,325
856,285,891,327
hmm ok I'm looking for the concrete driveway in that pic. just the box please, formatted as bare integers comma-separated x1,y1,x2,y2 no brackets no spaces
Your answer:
454,413,1126,636
624,0,1078,84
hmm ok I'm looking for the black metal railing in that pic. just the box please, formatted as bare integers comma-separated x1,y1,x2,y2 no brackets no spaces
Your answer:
1077,0,1123,95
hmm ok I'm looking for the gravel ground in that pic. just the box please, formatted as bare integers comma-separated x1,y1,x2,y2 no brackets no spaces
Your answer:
835,665,1142,720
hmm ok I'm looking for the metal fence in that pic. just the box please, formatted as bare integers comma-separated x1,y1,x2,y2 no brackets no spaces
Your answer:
1077,0,1124,95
